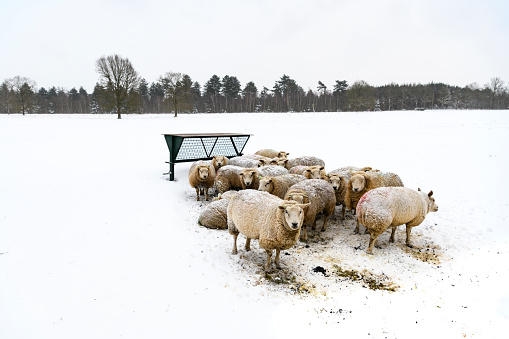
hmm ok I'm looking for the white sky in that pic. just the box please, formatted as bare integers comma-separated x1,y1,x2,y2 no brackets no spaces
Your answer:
1,0,508,93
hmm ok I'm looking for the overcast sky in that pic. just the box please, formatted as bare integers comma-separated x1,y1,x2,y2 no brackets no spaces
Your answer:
1,0,508,93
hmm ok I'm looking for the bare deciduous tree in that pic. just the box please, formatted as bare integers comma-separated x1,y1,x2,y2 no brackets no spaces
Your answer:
7,76,37,115
159,72,193,117
95,54,140,119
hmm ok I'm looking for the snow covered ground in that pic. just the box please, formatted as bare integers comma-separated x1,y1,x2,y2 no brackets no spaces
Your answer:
1,111,508,339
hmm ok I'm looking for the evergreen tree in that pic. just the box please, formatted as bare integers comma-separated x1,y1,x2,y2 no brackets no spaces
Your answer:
222,75,241,112
204,75,222,112
242,81,257,112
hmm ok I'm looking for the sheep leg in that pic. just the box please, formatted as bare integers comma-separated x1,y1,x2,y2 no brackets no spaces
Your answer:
274,249,281,269
195,188,200,201
367,233,380,254
231,233,238,255
265,250,273,272
322,215,330,232
312,219,317,230
390,227,397,243
205,188,209,201
341,205,346,220
300,225,308,242
245,238,251,251
405,225,413,248
355,219,360,234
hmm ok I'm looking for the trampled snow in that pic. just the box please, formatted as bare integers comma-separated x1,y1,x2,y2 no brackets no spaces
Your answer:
0,111,508,338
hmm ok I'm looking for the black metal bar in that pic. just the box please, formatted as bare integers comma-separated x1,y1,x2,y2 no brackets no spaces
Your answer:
230,136,240,155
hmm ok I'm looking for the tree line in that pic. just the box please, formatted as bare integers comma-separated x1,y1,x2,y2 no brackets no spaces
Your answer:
1,54,508,118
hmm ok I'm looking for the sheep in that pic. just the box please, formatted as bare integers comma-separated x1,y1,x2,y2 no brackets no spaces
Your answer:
227,189,309,272
289,165,308,175
284,179,336,241
188,160,216,201
258,174,308,199
255,149,289,159
239,165,289,190
268,157,289,167
211,155,228,171
214,165,245,194
227,156,264,168
326,166,372,219
285,156,325,170
197,190,238,229
356,187,438,254
289,165,327,180
345,170,404,233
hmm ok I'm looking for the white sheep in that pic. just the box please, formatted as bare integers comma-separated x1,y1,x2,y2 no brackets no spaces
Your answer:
284,179,336,241
327,166,372,219
255,149,289,159
210,155,228,171
258,174,308,199
239,165,289,190
345,170,404,233
356,187,438,254
227,156,264,168
197,190,238,229
214,165,245,194
268,157,289,167
289,165,327,180
227,189,309,272
188,160,216,201
285,156,325,170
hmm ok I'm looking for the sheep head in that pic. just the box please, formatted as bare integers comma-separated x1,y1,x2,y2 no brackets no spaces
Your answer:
213,156,228,168
286,192,309,204
198,166,210,180
428,190,438,212
277,151,289,159
350,172,367,192
327,173,343,191
258,176,274,192
240,169,257,187
305,166,325,179
279,200,310,231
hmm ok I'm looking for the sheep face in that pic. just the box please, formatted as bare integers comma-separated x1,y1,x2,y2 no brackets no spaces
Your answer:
198,166,210,180
213,156,228,168
350,173,366,192
279,202,308,231
305,166,325,179
258,177,273,192
240,169,257,187
428,190,439,212
328,173,342,191
270,158,288,167
277,151,289,159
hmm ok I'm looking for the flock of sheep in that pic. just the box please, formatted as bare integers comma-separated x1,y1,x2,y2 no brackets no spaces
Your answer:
188,149,439,272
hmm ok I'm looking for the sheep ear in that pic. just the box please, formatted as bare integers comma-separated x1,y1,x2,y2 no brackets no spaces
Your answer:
278,204,286,210
320,166,324,171
300,203,311,211
259,175,263,179
240,173,244,176
428,190,433,197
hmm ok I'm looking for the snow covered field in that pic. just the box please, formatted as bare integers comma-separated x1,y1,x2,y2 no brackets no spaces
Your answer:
1,111,508,339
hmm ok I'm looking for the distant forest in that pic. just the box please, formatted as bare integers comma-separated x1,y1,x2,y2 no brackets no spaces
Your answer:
1,68,508,115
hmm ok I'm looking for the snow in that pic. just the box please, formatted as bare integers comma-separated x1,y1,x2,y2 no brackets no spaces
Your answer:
1,110,508,338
